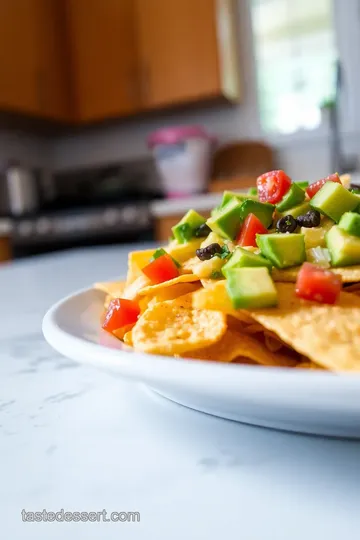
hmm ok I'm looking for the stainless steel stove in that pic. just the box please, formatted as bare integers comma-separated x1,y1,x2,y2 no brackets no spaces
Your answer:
12,202,153,257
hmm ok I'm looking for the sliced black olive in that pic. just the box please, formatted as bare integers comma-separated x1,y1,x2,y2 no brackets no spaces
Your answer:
194,223,211,238
276,215,297,233
297,210,321,228
196,243,222,261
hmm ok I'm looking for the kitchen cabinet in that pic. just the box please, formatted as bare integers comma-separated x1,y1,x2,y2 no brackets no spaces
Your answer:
135,0,240,109
65,0,140,122
0,0,71,121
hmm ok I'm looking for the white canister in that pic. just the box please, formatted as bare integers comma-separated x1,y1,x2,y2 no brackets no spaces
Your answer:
148,125,216,198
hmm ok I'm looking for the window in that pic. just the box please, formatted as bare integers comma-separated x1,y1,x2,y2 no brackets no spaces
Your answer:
250,0,338,134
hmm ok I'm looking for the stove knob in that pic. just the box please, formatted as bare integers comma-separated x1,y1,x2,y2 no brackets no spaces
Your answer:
103,208,120,226
36,218,51,235
18,221,33,237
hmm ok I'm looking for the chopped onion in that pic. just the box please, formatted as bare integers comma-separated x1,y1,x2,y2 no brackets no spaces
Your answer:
306,247,331,268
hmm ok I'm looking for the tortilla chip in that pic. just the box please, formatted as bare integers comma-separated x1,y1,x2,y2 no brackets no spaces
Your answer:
273,265,360,283
126,249,156,285
249,283,360,371
296,360,323,370
192,280,254,323
149,282,200,304
123,274,151,300
138,274,200,297
94,280,126,298
182,329,297,367
123,329,133,346
113,323,135,340
132,301,227,355
343,283,360,292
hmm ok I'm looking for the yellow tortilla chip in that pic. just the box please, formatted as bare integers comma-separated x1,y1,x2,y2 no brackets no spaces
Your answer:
138,274,200,297
192,280,254,323
123,329,133,346
126,249,156,285
94,280,126,298
249,283,360,371
296,360,323,370
273,265,360,283
149,282,200,304
123,274,151,300
113,323,135,340
132,301,227,355
182,329,297,367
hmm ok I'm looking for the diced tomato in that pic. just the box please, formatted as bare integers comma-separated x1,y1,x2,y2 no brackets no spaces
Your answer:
102,298,140,332
256,170,292,204
295,262,342,305
236,213,268,247
306,173,341,199
142,253,179,284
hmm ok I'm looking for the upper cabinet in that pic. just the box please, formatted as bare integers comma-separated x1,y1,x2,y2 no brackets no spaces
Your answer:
0,0,240,124
0,0,71,121
135,0,240,109
65,0,141,122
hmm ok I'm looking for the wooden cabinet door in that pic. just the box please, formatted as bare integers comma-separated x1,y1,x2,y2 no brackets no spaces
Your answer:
135,0,240,108
0,1,42,116
36,0,72,121
65,0,140,122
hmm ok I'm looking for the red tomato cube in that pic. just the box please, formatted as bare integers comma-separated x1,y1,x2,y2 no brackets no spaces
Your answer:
295,262,342,304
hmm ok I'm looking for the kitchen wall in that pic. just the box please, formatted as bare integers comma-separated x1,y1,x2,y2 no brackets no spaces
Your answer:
6,0,359,182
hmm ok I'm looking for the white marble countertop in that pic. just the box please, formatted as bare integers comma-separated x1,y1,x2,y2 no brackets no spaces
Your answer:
2,244,360,540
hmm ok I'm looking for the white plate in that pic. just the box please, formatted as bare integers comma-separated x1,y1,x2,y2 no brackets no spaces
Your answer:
43,286,360,438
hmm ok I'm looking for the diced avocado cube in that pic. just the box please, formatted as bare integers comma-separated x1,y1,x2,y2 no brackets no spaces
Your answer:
338,212,360,237
206,198,243,240
310,182,359,223
276,183,305,213
248,187,258,196
256,233,306,269
220,191,257,208
295,181,309,189
172,209,205,244
226,267,278,309
222,247,272,277
239,200,274,228
326,225,360,266
278,201,310,219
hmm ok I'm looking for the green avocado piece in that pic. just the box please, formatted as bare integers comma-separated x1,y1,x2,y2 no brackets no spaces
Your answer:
239,200,274,228
220,191,257,208
276,183,305,213
310,182,359,223
172,209,205,244
325,225,360,266
295,181,309,189
206,198,243,240
256,233,306,269
278,201,310,219
338,212,360,237
248,187,258,196
222,247,272,277
226,267,278,309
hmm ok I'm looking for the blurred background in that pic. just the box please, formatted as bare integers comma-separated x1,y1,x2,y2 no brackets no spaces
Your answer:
0,0,358,260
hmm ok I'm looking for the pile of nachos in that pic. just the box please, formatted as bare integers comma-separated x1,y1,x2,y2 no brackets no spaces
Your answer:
95,170,360,372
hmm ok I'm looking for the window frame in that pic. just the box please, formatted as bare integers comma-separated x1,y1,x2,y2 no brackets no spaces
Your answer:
249,0,360,146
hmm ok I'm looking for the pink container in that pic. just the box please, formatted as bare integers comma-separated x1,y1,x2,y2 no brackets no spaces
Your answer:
148,125,216,197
